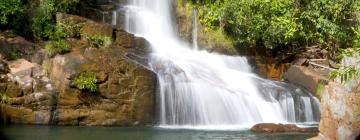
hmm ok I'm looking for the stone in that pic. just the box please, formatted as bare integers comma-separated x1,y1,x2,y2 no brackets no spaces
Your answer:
250,123,318,133
1,13,156,127
80,20,113,39
8,59,38,77
0,60,9,74
317,81,360,140
283,65,329,98
48,42,157,125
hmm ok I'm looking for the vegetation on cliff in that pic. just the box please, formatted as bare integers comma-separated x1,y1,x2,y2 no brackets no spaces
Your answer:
0,0,80,40
188,0,359,50
72,72,98,93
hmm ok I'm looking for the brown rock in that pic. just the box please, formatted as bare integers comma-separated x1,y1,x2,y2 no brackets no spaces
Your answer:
251,123,318,133
0,60,9,74
318,81,360,140
283,65,329,98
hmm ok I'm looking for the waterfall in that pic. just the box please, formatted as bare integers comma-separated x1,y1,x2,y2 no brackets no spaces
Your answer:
124,0,320,129
192,9,198,50
112,10,117,26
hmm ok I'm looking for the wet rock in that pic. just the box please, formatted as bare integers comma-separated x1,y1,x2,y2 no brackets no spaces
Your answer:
251,123,318,133
283,65,329,98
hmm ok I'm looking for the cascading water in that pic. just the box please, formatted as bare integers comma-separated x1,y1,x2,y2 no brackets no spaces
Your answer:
192,9,198,50
124,0,320,129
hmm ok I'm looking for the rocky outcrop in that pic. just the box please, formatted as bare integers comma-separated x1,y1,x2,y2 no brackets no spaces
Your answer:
0,13,157,126
251,123,318,133
0,59,56,124
47,39,156,126
283,65,329,98
312,56,360,140
317,81,360,140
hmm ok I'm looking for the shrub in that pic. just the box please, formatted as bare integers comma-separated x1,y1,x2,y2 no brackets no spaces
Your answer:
32,0,56,39
86,36,112,48
56,19,82,39
45,39,71,57
189,0,360,49
0,93,11,104
32,0,80,39
55,0,80,13
4,46,21,60
72,72,98,93
0,0,25,32
330,66,360,84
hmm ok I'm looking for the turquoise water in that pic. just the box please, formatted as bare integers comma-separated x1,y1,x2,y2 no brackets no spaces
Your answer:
0,125,316,140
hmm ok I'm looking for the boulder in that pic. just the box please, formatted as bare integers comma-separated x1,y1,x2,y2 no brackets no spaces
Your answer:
317,81,360,140
0,59,57,125
251,123,318,133
316,56,360,140
283,65,329,98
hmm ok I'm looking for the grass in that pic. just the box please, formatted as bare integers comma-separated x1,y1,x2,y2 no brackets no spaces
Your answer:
86,35,112,48
45,39,71,57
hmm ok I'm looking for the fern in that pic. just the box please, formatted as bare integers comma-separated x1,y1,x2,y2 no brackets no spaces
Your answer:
330,66,360,84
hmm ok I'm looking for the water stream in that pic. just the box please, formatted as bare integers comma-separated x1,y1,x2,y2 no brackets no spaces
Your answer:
192,9,198,50
124,0,320,130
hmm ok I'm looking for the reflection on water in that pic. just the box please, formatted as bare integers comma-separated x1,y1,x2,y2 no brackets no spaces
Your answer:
0,125,316,140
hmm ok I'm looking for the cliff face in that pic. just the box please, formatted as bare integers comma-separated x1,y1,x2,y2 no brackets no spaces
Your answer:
0,13,157,126
318,81,360,140
317,57,360,140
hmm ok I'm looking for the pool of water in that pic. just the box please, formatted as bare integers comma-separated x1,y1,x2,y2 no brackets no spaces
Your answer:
0,125,317,140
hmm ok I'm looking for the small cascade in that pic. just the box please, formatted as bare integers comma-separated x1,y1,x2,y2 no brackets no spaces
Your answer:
112,10,117,26
192,9,198,50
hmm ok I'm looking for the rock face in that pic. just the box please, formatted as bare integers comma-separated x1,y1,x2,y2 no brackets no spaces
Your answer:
315,56,360,140
0,59,56,125
175,0,237,55
251,123,318,133
48,40,156,126
0,13,157,126
283,65,329,98
317,82,360,140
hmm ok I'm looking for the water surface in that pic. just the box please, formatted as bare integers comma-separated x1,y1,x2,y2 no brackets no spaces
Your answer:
1,125,316,140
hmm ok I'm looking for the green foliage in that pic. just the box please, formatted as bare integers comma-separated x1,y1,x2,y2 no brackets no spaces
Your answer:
31,0,80,39
32,0,56,39
0,93,10,104
0,0,25,32
337,48,360,60
189,0,360,49
51,19,83,40
86,36,112,48
45,39,71,57
72,72,98,93
330,66,360,84
355,105,360,122
55,0,80,13
316,81,326,97
4,46,20,60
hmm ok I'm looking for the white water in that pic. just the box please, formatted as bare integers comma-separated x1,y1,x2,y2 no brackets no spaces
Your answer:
192,9,198,50
124,0,320,130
